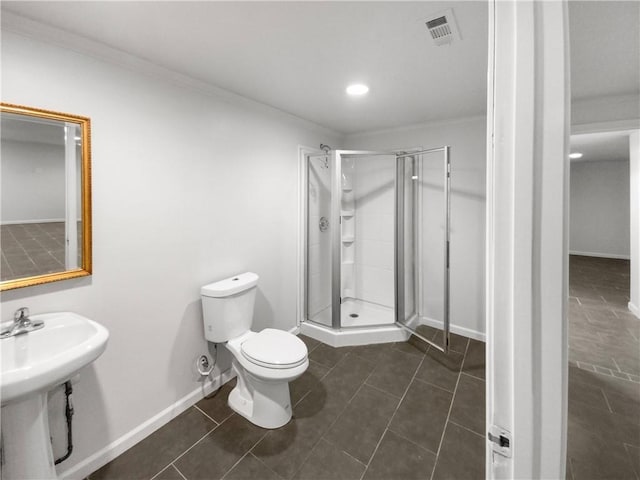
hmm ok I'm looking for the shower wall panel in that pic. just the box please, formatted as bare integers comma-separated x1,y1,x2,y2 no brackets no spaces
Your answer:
353,155,395,308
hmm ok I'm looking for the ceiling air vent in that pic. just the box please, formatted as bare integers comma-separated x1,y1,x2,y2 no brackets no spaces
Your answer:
425,9,461,46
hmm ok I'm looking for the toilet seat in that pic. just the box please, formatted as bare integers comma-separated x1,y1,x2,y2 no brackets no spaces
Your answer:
241,329,307,369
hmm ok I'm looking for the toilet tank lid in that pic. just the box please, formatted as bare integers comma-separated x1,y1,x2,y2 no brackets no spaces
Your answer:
201,272,259,298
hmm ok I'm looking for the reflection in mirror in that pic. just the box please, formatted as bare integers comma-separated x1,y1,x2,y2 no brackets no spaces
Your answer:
0,103,91,290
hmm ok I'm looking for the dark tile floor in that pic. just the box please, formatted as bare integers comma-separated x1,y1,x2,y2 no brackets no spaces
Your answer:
567,255,640,480
90,330,486,480
0,222,82,281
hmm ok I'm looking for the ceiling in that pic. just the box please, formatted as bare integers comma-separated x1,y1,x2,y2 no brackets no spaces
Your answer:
2,1,638,134
570,131,631,163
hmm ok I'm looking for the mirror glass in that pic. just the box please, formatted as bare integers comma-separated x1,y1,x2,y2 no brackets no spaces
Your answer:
0,103,92,290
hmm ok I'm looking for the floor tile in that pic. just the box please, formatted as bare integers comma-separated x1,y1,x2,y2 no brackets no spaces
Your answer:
393,336,429,356
350,342,396,363
153,465,184,480
293,439,365,480
432,422,485,480
91,408,215,480
323,384,399,463
290,360,331,406
363,430,436,480
568,377,609,413
415,324,440,340
196,379,236,423
625,444,640,479
449,373,485,435
432,331,470,354
365,348,422,398
389,379,452,453
569,399,640,448
566,457,574,480
251,389,344,479
414,347,463,393
298,335,321,354
308,344,351,368
604,389,640,423
568,420,638,480
462,339,486,380
224,453,282,480
174,414,266,480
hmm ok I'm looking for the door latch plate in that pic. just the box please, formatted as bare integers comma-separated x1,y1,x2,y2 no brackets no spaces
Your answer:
488,425,512,458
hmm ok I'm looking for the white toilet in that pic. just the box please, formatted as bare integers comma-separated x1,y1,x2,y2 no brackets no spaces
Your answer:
201,272,308,429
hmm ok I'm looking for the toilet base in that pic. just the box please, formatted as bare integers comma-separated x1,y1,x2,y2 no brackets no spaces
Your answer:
228,363,293,429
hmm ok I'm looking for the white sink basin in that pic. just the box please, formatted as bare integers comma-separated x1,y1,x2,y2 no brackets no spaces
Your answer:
1,311,109,406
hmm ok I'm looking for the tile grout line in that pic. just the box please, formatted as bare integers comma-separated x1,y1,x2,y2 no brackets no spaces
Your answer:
247,452,287,480
192,404,221,426
363,380,404,400
447,419,485,439
289,353,381,480
220,431,271,480
599,388,614,414
146,407,225,479
428,341,468,480
164,420,220,469
170,464,189,480
339,444,369,468
384,426,439,456
358,352,428,480
411,375,457,395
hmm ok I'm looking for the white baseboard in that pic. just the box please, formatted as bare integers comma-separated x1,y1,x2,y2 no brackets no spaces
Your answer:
569,250,630,260
58,369,236,480
420,317,486,342
629,302,640,319
1,218,66,226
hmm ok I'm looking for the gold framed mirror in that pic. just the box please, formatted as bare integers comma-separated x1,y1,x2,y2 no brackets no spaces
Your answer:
1,103,92,291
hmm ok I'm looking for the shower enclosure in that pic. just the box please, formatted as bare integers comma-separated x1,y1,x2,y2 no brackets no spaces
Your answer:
302,148,451,352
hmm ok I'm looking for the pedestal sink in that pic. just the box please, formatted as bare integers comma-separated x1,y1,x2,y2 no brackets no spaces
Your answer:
1,312,109,480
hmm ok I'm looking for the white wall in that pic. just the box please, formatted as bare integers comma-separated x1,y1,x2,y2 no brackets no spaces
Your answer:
569,159,630,258
0,31,341,477
572,94,640,129
344,116,487,338
1,140,65,223
630,131,640,317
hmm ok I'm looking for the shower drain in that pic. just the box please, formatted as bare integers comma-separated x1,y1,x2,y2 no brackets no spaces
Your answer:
349,313,359,318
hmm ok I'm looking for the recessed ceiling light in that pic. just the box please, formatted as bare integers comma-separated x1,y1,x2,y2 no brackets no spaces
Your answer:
569,152,583,159
346,84,369,96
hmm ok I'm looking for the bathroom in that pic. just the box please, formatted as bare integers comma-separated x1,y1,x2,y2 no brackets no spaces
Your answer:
1,1,638,480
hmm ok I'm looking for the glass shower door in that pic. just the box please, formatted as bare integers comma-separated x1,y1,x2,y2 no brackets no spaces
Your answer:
395,147,451,352
306,153,334,328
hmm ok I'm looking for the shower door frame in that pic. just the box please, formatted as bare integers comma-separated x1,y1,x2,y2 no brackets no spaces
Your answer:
394,146,451,353
329,149,451,353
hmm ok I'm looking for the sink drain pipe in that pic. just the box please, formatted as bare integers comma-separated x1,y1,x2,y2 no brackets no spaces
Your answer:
54,381,74,465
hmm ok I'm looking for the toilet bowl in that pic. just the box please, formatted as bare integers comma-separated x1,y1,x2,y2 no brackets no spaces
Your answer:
201,273,308,429
226,329,308,428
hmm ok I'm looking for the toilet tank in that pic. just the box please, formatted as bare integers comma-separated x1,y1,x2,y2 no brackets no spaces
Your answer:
201,272,259,343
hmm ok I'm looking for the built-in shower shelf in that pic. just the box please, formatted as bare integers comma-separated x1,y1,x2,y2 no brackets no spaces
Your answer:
342,186,353,192
342,236,355,243
341,210,354,217
342,260,355,265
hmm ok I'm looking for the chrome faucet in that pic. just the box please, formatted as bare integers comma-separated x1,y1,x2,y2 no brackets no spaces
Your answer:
0,307,45,339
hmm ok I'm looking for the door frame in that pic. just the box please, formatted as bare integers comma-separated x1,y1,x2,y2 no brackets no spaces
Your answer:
486,1,570,478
